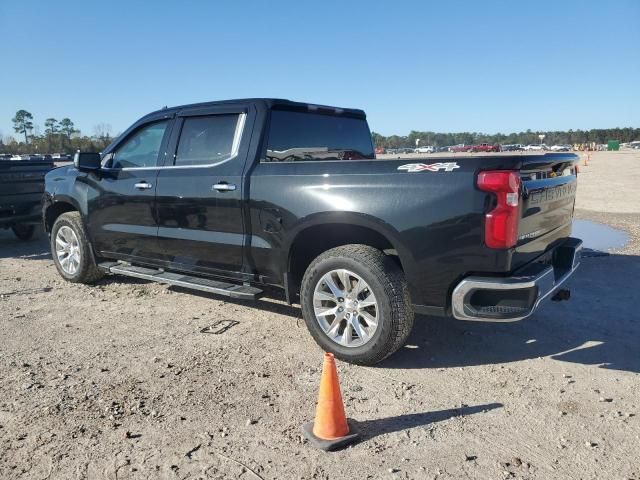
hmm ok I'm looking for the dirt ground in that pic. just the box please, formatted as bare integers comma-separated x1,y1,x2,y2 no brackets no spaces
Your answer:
1,151,638,480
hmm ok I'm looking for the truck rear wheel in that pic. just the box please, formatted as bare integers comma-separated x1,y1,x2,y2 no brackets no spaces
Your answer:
300,245,414,365
51,212,104,284
11,224,35,241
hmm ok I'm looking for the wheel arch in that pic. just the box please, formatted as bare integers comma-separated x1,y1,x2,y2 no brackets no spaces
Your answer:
284,212,411,300
44,199,82,234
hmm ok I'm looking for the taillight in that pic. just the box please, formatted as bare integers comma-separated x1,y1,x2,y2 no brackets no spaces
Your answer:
477,170,521,249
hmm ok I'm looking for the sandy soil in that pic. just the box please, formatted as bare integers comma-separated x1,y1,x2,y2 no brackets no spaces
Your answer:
0,151,638,480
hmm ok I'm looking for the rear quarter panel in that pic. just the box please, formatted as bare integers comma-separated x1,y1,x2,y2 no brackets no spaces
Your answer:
248,156,525,310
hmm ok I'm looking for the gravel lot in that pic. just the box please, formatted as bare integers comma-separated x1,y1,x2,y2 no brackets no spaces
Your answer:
1,151,638,479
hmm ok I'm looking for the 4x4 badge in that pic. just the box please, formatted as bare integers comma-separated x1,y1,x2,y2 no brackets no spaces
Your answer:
397,162,460,172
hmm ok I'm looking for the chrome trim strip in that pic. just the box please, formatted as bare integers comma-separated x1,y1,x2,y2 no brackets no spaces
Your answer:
451,240,582,322
104,113,247,172
230,112,245,155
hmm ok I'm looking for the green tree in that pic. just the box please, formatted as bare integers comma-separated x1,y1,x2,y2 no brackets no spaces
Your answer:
59,118,78,139
12,110,34,143
44,118,59,135
44,118,59,151
371,131,385,148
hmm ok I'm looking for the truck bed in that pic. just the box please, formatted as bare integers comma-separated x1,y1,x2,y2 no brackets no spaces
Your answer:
0,158,54,225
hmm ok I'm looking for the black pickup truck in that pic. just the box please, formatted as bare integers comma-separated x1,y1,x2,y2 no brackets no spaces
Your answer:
1,156,54,240
42,98,582,365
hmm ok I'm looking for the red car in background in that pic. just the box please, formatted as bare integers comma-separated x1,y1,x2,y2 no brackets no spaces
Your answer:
374,147,386,155
450,144,472,152
471,143,501,152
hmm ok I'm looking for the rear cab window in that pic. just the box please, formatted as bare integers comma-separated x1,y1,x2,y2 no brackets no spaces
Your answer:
264,109,375,162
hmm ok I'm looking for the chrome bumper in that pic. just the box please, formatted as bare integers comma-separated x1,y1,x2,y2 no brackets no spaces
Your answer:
451,238,582,322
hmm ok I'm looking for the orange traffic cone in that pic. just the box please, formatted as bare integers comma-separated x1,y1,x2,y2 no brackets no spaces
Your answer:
302,353,359,451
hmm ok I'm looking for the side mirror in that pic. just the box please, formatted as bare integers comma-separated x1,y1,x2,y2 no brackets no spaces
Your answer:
74,151,101,171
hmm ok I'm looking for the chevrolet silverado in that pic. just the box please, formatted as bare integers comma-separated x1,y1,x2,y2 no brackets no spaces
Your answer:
43,99,582,365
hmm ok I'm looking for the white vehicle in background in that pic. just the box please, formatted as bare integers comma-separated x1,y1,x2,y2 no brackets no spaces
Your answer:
550,145,572,152
415,146,435,153
523,144,548,151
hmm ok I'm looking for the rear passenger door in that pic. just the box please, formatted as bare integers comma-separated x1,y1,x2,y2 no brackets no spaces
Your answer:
155,105,252,276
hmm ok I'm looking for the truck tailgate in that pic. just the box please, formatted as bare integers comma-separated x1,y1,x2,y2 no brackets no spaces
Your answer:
0,159,54,218
513,153,579,267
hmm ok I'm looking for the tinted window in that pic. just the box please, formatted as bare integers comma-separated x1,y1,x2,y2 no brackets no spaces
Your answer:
175,114,240,166
112,121,168,169
265,110,374,162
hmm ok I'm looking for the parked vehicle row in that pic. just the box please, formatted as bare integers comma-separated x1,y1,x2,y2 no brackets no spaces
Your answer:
449,144,472,153
384,143,502,154
549,145,573,152
470,143,500,153
379,143,578,155
415,146,435,154
0,153,72,162
523,144,547,151
502,144,526,151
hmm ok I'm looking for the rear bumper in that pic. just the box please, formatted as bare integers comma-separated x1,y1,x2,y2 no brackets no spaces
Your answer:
451,237,582,322
0,210,41,227
0,196,43,227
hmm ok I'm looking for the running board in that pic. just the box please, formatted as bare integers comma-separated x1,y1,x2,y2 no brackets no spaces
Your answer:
99,262,263,301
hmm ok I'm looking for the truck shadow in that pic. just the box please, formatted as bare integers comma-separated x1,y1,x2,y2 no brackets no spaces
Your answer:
0,228,51,260
4,225,636,375
167,285,302,319
100,253,640,374
382,253,640,374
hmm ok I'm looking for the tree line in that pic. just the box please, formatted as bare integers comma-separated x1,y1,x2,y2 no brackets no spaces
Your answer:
0,110,114,155
372,128,640,149
2,109,638,155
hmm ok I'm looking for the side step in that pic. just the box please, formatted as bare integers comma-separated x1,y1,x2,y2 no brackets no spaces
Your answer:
99,262,263,301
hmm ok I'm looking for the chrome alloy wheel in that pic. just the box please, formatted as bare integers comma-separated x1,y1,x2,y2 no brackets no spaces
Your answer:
55,226,81,275
313,269,379,348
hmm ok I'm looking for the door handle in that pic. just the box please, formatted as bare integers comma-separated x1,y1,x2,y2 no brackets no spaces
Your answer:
212,183,237,192
134,182,153,190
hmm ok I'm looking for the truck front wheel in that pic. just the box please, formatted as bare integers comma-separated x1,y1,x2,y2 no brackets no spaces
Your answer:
51,212,104,284
300,245,414,365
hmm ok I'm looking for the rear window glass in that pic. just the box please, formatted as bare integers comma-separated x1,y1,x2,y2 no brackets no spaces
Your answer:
175,114,240,166
265,110,374,162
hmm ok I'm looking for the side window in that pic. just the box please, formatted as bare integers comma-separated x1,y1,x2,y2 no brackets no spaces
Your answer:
264,110,375,162
174,114,240,166
112,121,168,169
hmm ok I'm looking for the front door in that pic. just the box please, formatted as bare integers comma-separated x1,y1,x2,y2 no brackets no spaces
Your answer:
86,119,172,262
155,106,251,275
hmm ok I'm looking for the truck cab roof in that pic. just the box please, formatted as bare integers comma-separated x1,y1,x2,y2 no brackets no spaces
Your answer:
145,98,367,120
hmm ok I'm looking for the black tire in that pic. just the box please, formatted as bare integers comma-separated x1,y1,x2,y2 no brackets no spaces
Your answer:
51,211,104,284
11,224,35,241
300,245,414,365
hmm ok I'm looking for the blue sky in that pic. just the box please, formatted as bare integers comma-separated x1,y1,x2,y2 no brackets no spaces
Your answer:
0,0,638,137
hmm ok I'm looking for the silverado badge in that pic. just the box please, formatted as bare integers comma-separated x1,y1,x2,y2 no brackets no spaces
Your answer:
397,162,460,172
